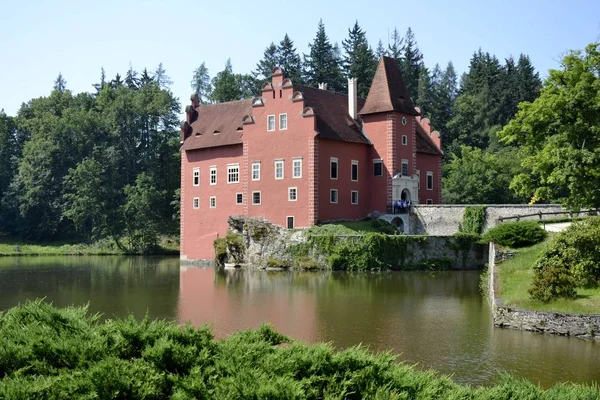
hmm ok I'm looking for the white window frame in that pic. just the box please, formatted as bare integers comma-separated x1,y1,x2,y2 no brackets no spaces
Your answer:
351,190,359,205
236,193,243,205
227,163,240,184
274,160,284,180
402,159,409,176
373,159,383,176
286,216,295,229
251,162,261,181
402,135,408,145
209,196,216,209
193,167,200,186
292,158,302,179
330,157,338,180
330,189,338,204
427,171,434,190
209,166,217,185
288,187,297,202
351,160,359,182
193,197,199,209
267,115,275,131
252,191,261,205
279,113,288,130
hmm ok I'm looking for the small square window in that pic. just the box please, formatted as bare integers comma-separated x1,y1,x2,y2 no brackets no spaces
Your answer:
402,135,408,146
330,158,338,180
279,113,288,130
373,160,383,176
288,187,297,201
427,199,433,205
402,160,409,176
267,115,275,131
252,162,260,181
252,191,261,205
210,196,216,208
427,172,433,190
351,160,358,182
228,164,240,184
210,167,217,185
351,191,359,205
193,197,199,209
275,160,284,180
193,168,200,186
293,158,302,179
236,193,243,205
330,189,338,204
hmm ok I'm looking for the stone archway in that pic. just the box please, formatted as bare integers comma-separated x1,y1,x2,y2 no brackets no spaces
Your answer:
391,217,404,232
401,189,411,202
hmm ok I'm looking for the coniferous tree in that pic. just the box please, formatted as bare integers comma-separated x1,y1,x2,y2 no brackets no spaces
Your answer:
93,68,107,93
125,65,139,89
277,34,303,84
111,73,123,88
375,39,387,58
416,66,434,117
154,63,172,89
255,43,278,83
387,27,404,60
211,59,242,102
434,61,457,142
399,27,423,99
53,73,67,92
303,19,345,92
0,111,16,206
191,62,212,104
342,21,377,97
140,68,154,86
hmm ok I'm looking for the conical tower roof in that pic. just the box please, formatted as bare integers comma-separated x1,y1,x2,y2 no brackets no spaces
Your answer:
359,57,419,116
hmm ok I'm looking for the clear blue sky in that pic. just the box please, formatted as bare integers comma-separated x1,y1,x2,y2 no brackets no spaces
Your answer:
1,0,599,116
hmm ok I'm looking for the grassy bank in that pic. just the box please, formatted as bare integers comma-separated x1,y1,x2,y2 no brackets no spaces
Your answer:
496,238,600,314
1,301,599,399
0,235,179,256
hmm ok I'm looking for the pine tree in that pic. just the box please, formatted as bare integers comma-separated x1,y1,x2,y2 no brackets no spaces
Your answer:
399,27,423,99
303,19,345,92
375,39,387,58
111,73,123,88
387,27,404,60
140,68,154,86
416,65,434,117
53,73,67,92
255,43,278,82
211,59,241,102
277,34,303,84
125,64,139,89
342,21,377,97
515,54,541,104
435,61,457,138
93,68,107,93
191,62,212,104
154,63,172,89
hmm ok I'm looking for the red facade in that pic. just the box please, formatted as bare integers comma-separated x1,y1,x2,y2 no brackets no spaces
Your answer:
181,57,443,260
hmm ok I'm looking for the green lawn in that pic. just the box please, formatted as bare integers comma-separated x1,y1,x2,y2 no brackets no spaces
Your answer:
0,235,179,256
496,237,600,314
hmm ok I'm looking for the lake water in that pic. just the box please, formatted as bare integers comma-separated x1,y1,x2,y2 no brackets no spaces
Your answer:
0,256,598,388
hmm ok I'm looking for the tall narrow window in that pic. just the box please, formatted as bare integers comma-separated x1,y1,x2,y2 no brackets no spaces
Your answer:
193,197,199,209
279,113,288,130
209,196,216,208
252,191,261,205
210,167,217,185
227,164,240,183
330,189,338,204
351,160,358,182
330,158,338,179
373,159,383,176
351,191,359,205
251,162,261,181
293,158,302,179
288,187,297,201
193,168,200,186
236,193,243,205
402,135,408,145
402,160,409,176
287,216,294,229
274,160,284,180
427,171,433,190
267,115,275,131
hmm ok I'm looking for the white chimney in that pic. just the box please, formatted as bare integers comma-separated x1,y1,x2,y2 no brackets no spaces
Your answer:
348,78,357,120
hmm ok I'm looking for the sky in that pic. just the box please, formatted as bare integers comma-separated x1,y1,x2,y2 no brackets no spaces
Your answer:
1,0,599,116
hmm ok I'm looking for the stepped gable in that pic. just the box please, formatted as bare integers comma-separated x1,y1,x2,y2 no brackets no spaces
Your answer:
359,57,419,116
296,85,370,144
415,122,443,155
181,99,253,151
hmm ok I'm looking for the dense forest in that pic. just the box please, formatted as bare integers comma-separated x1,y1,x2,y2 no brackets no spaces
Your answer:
1,19,597,249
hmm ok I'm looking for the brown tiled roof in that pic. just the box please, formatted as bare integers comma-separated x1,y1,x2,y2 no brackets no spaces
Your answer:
415,122,443,155
359,57,419,116
296,85,370,144
181,99,252,151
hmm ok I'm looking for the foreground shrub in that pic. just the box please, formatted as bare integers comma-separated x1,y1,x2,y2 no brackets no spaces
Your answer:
370,218,399,235
480,220,547,248
1,301,599,398
530,218,600,302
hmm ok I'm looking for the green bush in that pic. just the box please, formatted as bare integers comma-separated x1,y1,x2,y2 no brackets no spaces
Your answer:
480,221,547,248
370,219,398,235
460,206,487,234
213,232,244,265
530,218,600,302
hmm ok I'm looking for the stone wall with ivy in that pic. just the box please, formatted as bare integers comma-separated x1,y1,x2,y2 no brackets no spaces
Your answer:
216,217,488,270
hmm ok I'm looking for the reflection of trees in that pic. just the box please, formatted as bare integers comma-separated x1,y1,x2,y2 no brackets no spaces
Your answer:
0,256,180,321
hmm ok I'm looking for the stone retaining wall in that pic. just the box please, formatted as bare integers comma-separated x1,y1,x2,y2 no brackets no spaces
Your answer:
488,243,600,340
411,204,567,235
